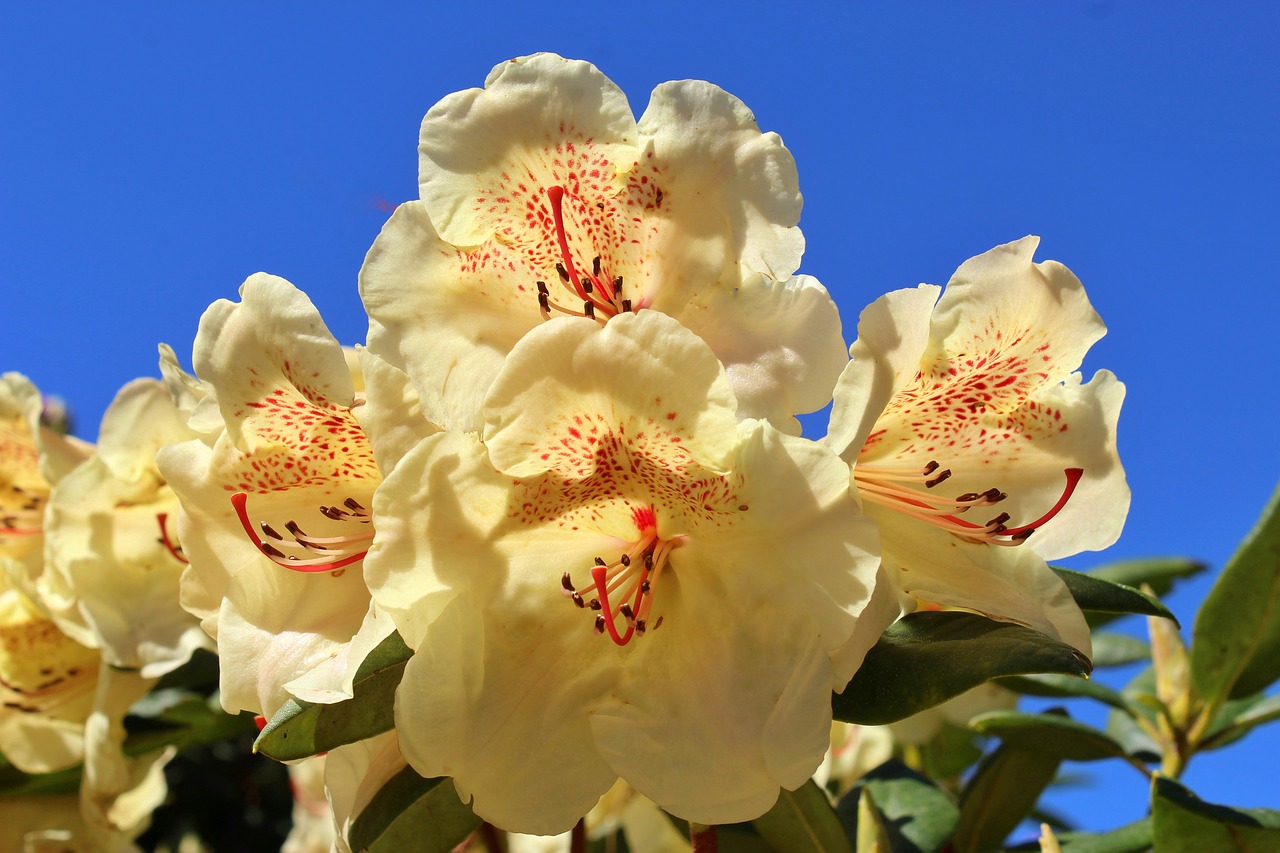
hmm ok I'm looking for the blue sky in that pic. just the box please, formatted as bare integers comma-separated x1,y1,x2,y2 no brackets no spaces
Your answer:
3,1,1278,837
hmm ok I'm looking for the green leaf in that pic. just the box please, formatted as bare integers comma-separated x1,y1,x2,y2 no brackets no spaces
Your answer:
1152,775,1280,851
970,708,1131,762
833,612,1091,725
837,760,959,853
997,673,1138,716
953,743,1061,853
1191,481,1280,701
1090,632,1151,667
752,779,852,853
1050,567,1178,627
255,631,412,761
1087,557,1206,598
1200,692,1280,751
1007,818,1152,852
348,767,481,852
917,723,984,781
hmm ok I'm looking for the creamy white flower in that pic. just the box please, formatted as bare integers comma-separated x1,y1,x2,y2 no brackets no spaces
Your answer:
360,53,845,434
157,274,412,716
367,311,882,834
827,237,1128,653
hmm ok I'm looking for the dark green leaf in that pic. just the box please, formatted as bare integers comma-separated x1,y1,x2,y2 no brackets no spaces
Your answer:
833,612,1091,725
1191,481,1280,701
837,760,959,853
1090,632,1151,667
348,767,480,852
997,673,1138,716
952,743,1061,853
1051,567,1178,627
1105,707,1162,764
255,631,412,761
970,708,1130,762
1152,775,1280,851
752,779,852,853
1007,818,1152,852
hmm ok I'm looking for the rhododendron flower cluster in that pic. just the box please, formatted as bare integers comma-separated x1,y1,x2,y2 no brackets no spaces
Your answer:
0,52,1131,851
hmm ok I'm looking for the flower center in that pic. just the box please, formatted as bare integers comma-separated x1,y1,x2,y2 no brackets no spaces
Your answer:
535,185,637,323
560,506,676,646
854,462,1083,546
231,492,373,573
0,484,44,538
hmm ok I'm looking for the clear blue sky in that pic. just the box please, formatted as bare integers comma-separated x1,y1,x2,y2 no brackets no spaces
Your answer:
3,1,1277,837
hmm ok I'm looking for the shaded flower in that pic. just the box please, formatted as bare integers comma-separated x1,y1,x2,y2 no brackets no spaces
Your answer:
367,311,883,833
827,237,1128,653
360,52,846,434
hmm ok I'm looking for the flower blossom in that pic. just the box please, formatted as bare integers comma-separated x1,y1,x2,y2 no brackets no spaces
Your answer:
366,311,884,834
360,52,846,434
826,237,1128,653
157,274,418,716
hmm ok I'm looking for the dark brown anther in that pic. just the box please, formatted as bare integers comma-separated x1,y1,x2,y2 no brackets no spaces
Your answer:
640,580,650,594
644,552,654,570
261,542,287,559
985,512,1011,529
613,276,623,292
594,615,606,634
582,278,593,294
925,469,952,488
988,489,1008,502
594,556,607,567
583,301,596,319
635,620,647,635
260,522,283,540
621,298,633,312
561,573,575,591
285,520,306,537
653,616,664,630
572,592,585,608
620,554,631,567
922,460,940,476
655,189,663,206
1011,529,1035,542
344,498,366,512
592,256,602,277
538,292,551,315
537,281,548,295
619,603,634,622
320,506,343,521
556,262,570,282
956,492,981,504
588,599,602,611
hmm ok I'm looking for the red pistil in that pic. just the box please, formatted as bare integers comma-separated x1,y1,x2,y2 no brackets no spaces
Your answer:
231,492,370,573
156,513,189,564
543,186,628,320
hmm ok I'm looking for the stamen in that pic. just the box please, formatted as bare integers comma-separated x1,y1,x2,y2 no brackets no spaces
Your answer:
156,513,189,564
231,493,371,573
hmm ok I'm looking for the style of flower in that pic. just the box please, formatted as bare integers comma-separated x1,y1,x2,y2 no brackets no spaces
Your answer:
366,311,883,834
826,237,1128,653
360,52,847,434
157,274,411,716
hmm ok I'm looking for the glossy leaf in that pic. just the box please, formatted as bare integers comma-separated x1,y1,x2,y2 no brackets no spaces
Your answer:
1200,692,1280,751
1090,632,1151,667
1051,567,1177,627
1191,481,1280,701
1152,775,1280,851
833,612,1091,725
255,631,412,761
348,767,480,852
953,743,1061,853
970,708,1130,762
752,779,853,853
837,760,959,853
1087,557,1206,598
1007,818,1152,852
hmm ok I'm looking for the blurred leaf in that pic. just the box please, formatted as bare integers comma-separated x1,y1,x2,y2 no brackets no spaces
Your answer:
970,708,1130,762
953,743,1061,853
837,760,959,853
1191,481,1280,701
855,788,891,852
1087,557,1206,597
1051,567,1178,627
752,779,852,853
1200,692,1280,751
255,631,411,761
1152,775,1280,851
1105,707,1162,764
1007,818,1152,852
997,673,1137,716
1090,632,1151,667
348,767,480,853
833,613,1091,725
918,723,984,781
